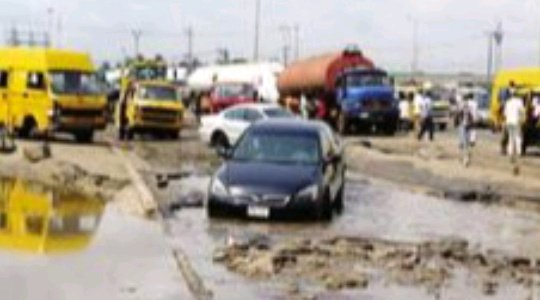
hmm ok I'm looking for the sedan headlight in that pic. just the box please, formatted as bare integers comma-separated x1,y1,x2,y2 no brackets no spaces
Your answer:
297,184,319,201
210,178,229,197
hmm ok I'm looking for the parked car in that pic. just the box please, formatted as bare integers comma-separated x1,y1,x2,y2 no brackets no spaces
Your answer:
199,103,295,148
207,119,346,220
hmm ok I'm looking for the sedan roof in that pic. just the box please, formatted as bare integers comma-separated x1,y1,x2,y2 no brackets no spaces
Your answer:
249,119,326,135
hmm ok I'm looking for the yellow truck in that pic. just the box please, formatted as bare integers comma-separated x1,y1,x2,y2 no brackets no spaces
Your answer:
0,47,107,143
0,179,104,254
115,80,184,140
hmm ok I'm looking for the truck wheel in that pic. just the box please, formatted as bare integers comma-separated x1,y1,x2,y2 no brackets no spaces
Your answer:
169,130,180,140
337,113,349,135
74,131,94,143
383,121,398,136
126,129,134,141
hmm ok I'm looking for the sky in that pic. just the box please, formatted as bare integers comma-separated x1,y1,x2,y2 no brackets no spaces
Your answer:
1,0,540,73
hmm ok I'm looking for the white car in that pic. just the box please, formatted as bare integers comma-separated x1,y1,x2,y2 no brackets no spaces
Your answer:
199,103,295,148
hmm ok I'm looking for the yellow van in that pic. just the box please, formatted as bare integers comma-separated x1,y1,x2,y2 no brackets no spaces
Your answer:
0,47,107,143
490,68,540,127
116,80,184,140
0,179,104,254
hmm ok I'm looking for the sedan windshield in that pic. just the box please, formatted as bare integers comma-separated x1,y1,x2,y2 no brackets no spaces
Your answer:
138,85,178,101
50,71,101,95
233,131,320,164
263,108,295,118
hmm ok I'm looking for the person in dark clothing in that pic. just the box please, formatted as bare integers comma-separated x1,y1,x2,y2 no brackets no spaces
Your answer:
193,92,202,125
118,83,134,140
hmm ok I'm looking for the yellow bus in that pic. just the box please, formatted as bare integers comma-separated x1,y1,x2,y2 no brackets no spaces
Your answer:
490,68,540,127
0,47,107,143
0,179,104,254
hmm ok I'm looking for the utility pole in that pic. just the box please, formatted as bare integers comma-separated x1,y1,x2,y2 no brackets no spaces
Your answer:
253,0,261,61
131,29,142,56
412,18,419,74
279,25,291,66
493,21,503,72
486,32,493,82
185,26,193,65
293,24,300,60
46,7,54,47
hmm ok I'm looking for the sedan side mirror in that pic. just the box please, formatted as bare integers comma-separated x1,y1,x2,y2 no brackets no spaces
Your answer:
216,146,232,159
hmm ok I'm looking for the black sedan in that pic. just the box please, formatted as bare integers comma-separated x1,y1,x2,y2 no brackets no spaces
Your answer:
207,119,346,220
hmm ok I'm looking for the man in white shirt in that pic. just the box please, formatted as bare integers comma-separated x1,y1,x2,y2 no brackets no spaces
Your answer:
504,91,525,160
416,90,434,141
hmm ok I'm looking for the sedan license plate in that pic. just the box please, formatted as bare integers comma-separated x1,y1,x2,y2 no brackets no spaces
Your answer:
247,206,270,219
359,112,370,119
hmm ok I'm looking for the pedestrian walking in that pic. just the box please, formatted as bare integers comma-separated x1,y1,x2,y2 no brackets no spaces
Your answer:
300,93,309,119
416,90,435,141
500,81,516,154
504,89,525,174
193,92,202,125
398,91,412,131
457,94,476,166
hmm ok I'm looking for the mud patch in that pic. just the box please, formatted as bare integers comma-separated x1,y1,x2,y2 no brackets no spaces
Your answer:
214,235,540,295
0,159,128,201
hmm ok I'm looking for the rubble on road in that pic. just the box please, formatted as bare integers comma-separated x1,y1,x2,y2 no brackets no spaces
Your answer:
22,144,51,163
214,235,540,295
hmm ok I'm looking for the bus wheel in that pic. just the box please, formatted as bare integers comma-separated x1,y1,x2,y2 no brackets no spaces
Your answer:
74,131,94,143
19,117,37,139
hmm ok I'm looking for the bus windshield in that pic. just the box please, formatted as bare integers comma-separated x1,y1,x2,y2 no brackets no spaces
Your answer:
50,71,102,95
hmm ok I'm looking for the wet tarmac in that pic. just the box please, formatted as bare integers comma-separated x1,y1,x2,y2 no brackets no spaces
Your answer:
164,175,540,299
0,178,190,300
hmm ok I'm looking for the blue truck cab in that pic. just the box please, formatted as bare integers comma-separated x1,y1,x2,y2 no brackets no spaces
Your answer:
335,68,399,134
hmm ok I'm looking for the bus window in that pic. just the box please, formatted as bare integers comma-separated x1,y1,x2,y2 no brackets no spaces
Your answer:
27,72,46,90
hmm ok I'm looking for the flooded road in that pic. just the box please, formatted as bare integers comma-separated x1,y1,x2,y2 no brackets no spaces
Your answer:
0,178,190,300
163,175,540,300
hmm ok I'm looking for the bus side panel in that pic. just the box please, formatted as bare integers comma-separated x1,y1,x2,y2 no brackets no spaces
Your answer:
0,70,9,127
10,70,52,132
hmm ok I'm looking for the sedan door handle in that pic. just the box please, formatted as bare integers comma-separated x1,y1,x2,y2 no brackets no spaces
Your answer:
22,92,28,98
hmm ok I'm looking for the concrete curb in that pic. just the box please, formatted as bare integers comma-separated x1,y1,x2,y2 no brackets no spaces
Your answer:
108,139,212,300
109,145,157,216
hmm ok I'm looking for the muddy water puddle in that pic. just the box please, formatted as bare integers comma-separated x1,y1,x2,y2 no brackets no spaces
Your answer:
0,178,187,300
166,175,540,299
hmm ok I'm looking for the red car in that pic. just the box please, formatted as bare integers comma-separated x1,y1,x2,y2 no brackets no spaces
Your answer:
209,82,257,113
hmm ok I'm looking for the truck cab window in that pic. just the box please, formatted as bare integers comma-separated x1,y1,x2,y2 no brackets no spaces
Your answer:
27,72,46,90
0,70,8,88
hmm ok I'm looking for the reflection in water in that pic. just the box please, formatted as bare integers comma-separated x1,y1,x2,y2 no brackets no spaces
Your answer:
0,178,105,254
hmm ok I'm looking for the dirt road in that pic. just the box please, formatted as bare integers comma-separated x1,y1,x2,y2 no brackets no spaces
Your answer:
131,125,540,300
2,124,540,299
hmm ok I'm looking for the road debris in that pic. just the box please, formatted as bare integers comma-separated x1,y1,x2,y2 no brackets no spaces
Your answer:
214,235,540,295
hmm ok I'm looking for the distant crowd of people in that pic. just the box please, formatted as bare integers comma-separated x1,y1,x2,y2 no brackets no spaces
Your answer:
397,83,540,171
